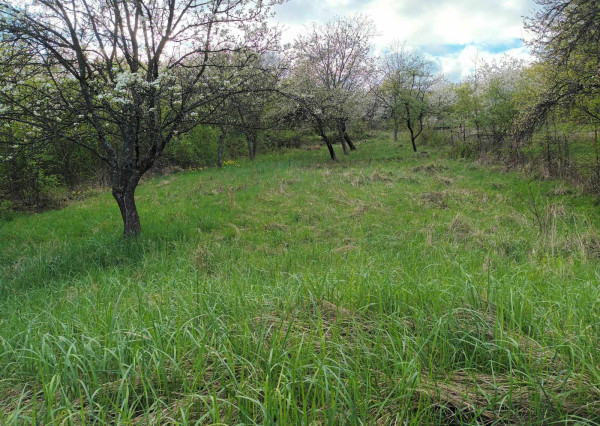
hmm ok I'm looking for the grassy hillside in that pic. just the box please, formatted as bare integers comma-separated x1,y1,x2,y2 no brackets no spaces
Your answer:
1,135,600,424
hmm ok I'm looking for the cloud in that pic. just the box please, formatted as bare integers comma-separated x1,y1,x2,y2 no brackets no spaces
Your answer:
434,44,532,82
271,0,538,81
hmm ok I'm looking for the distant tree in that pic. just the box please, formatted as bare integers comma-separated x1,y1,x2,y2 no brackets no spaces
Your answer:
477,57,523,152
427,78,456,133
378,46,439,151
286,15,376,160
453,83,476,142
231,53,284,161
0,0,282,236
201,51,283,166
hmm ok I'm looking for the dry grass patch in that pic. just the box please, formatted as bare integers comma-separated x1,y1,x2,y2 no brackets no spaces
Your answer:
412,163,448,174
417,369,599,424
447,214,478,244
421,192,449,210
438,176,455,185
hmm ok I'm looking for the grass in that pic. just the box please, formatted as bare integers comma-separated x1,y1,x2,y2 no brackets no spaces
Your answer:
1,133,600,424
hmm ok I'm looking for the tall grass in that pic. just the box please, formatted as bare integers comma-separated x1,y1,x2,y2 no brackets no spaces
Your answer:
1,135,600,424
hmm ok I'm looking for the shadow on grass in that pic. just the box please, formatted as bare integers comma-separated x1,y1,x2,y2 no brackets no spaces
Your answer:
0,225,196,297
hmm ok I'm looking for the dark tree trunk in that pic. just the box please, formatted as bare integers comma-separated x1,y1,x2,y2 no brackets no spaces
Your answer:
217,125,227,168
338,120,349,155
340,120,356,151
315,116,336,161
394,125,399,143
406,119,418,152
245,131,256,161
405,103,421,152
323,135,336,161
344,133,356,151
112,174,142,237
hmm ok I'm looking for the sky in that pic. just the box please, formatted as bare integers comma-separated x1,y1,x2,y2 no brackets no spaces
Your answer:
271,0,538,82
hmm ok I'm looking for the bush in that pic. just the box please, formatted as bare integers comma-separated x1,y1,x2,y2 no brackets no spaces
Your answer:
163,126,221,168
0,199,15,221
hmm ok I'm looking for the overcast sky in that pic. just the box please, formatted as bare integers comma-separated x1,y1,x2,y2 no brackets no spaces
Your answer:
271,0,538,82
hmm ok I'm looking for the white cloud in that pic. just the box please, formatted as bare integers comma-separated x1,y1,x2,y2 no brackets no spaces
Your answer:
435,45,533,82
271,0,538,81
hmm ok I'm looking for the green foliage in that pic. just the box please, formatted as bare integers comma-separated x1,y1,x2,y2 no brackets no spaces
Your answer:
164,125,222,168
1,136,600,423
0,199,14,221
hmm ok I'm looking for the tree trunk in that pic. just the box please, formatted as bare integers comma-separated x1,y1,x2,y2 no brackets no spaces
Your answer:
407,124,417,152
252,135,258,160
344,133,356,151
324,136,336,161
338,120,349,155
315,117,336,161
113,182,141,237
245,131,256,161
405,103,420,152
341,120,356,151
394,125,399,143
407,119,418,152
217,125,227,168
410,135,418,152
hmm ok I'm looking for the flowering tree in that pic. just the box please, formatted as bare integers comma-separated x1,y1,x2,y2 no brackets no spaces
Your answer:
377,46,439,151
229,52,284,161
0,0,282,236
285,15,376,160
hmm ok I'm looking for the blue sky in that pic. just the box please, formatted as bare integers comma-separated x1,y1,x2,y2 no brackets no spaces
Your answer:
271,0,537,81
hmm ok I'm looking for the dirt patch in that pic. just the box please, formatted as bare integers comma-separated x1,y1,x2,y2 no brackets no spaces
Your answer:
438,176,454,185
421,192,449,210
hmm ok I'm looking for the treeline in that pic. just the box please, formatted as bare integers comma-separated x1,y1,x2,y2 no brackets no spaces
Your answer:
0,0,597,235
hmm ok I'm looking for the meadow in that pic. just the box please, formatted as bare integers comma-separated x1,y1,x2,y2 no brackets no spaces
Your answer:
1,135,600,424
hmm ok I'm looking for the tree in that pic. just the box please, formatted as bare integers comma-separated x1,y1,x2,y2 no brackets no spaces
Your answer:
378,46,439,151
0,0,282,236
199,51,283,166
286,15,376,160
517,0,600,151
231,53,284,161
476,57,523,153
453,83,476,142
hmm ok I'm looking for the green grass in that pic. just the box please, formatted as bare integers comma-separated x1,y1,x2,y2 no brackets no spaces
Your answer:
1,134,600,424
